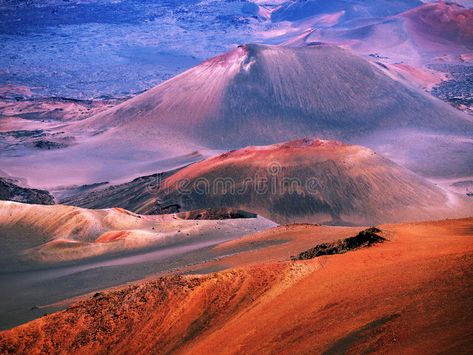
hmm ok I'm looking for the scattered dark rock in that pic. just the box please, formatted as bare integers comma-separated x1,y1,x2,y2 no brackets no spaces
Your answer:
176,208,257,220
157,203,181,214
291,227,385,260
32,140,67,149
369,53,389,60
429,63,473,115
375,61,388,70
0,130,45,139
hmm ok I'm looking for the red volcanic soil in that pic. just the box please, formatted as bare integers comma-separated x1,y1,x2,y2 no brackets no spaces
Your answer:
318,2,473,67
391,63,446,89
401,2,473,48
1,218,472,353
156,138,472,225
95,230,130,243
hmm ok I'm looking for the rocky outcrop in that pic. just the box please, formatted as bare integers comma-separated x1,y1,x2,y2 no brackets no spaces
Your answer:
176,208,257,220
0,178,54,205
291,227,385,260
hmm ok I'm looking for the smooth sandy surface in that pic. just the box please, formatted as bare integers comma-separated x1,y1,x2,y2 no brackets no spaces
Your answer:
0,201,275,329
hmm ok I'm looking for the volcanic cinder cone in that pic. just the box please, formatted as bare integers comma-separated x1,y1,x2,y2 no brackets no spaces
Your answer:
155,139,473,225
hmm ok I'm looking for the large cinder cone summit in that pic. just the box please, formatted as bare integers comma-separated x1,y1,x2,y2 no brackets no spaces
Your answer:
81,43,472,149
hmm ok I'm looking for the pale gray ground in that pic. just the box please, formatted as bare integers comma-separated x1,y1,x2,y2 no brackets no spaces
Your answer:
0,212,275,330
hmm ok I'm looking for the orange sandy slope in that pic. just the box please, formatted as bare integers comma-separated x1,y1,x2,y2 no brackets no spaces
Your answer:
1,218,472,353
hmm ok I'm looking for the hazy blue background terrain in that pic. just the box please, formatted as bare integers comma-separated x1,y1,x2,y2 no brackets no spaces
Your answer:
0,0,264,98
1,0,471,99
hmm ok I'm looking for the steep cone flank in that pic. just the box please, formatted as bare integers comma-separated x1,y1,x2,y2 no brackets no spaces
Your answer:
80,44,472,149
155,139,473,225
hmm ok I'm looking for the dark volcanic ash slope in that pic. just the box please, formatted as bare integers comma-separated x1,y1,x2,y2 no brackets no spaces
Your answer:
60,170,178,215
79,44,472,149
155,139,472,225
0,177,54,205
